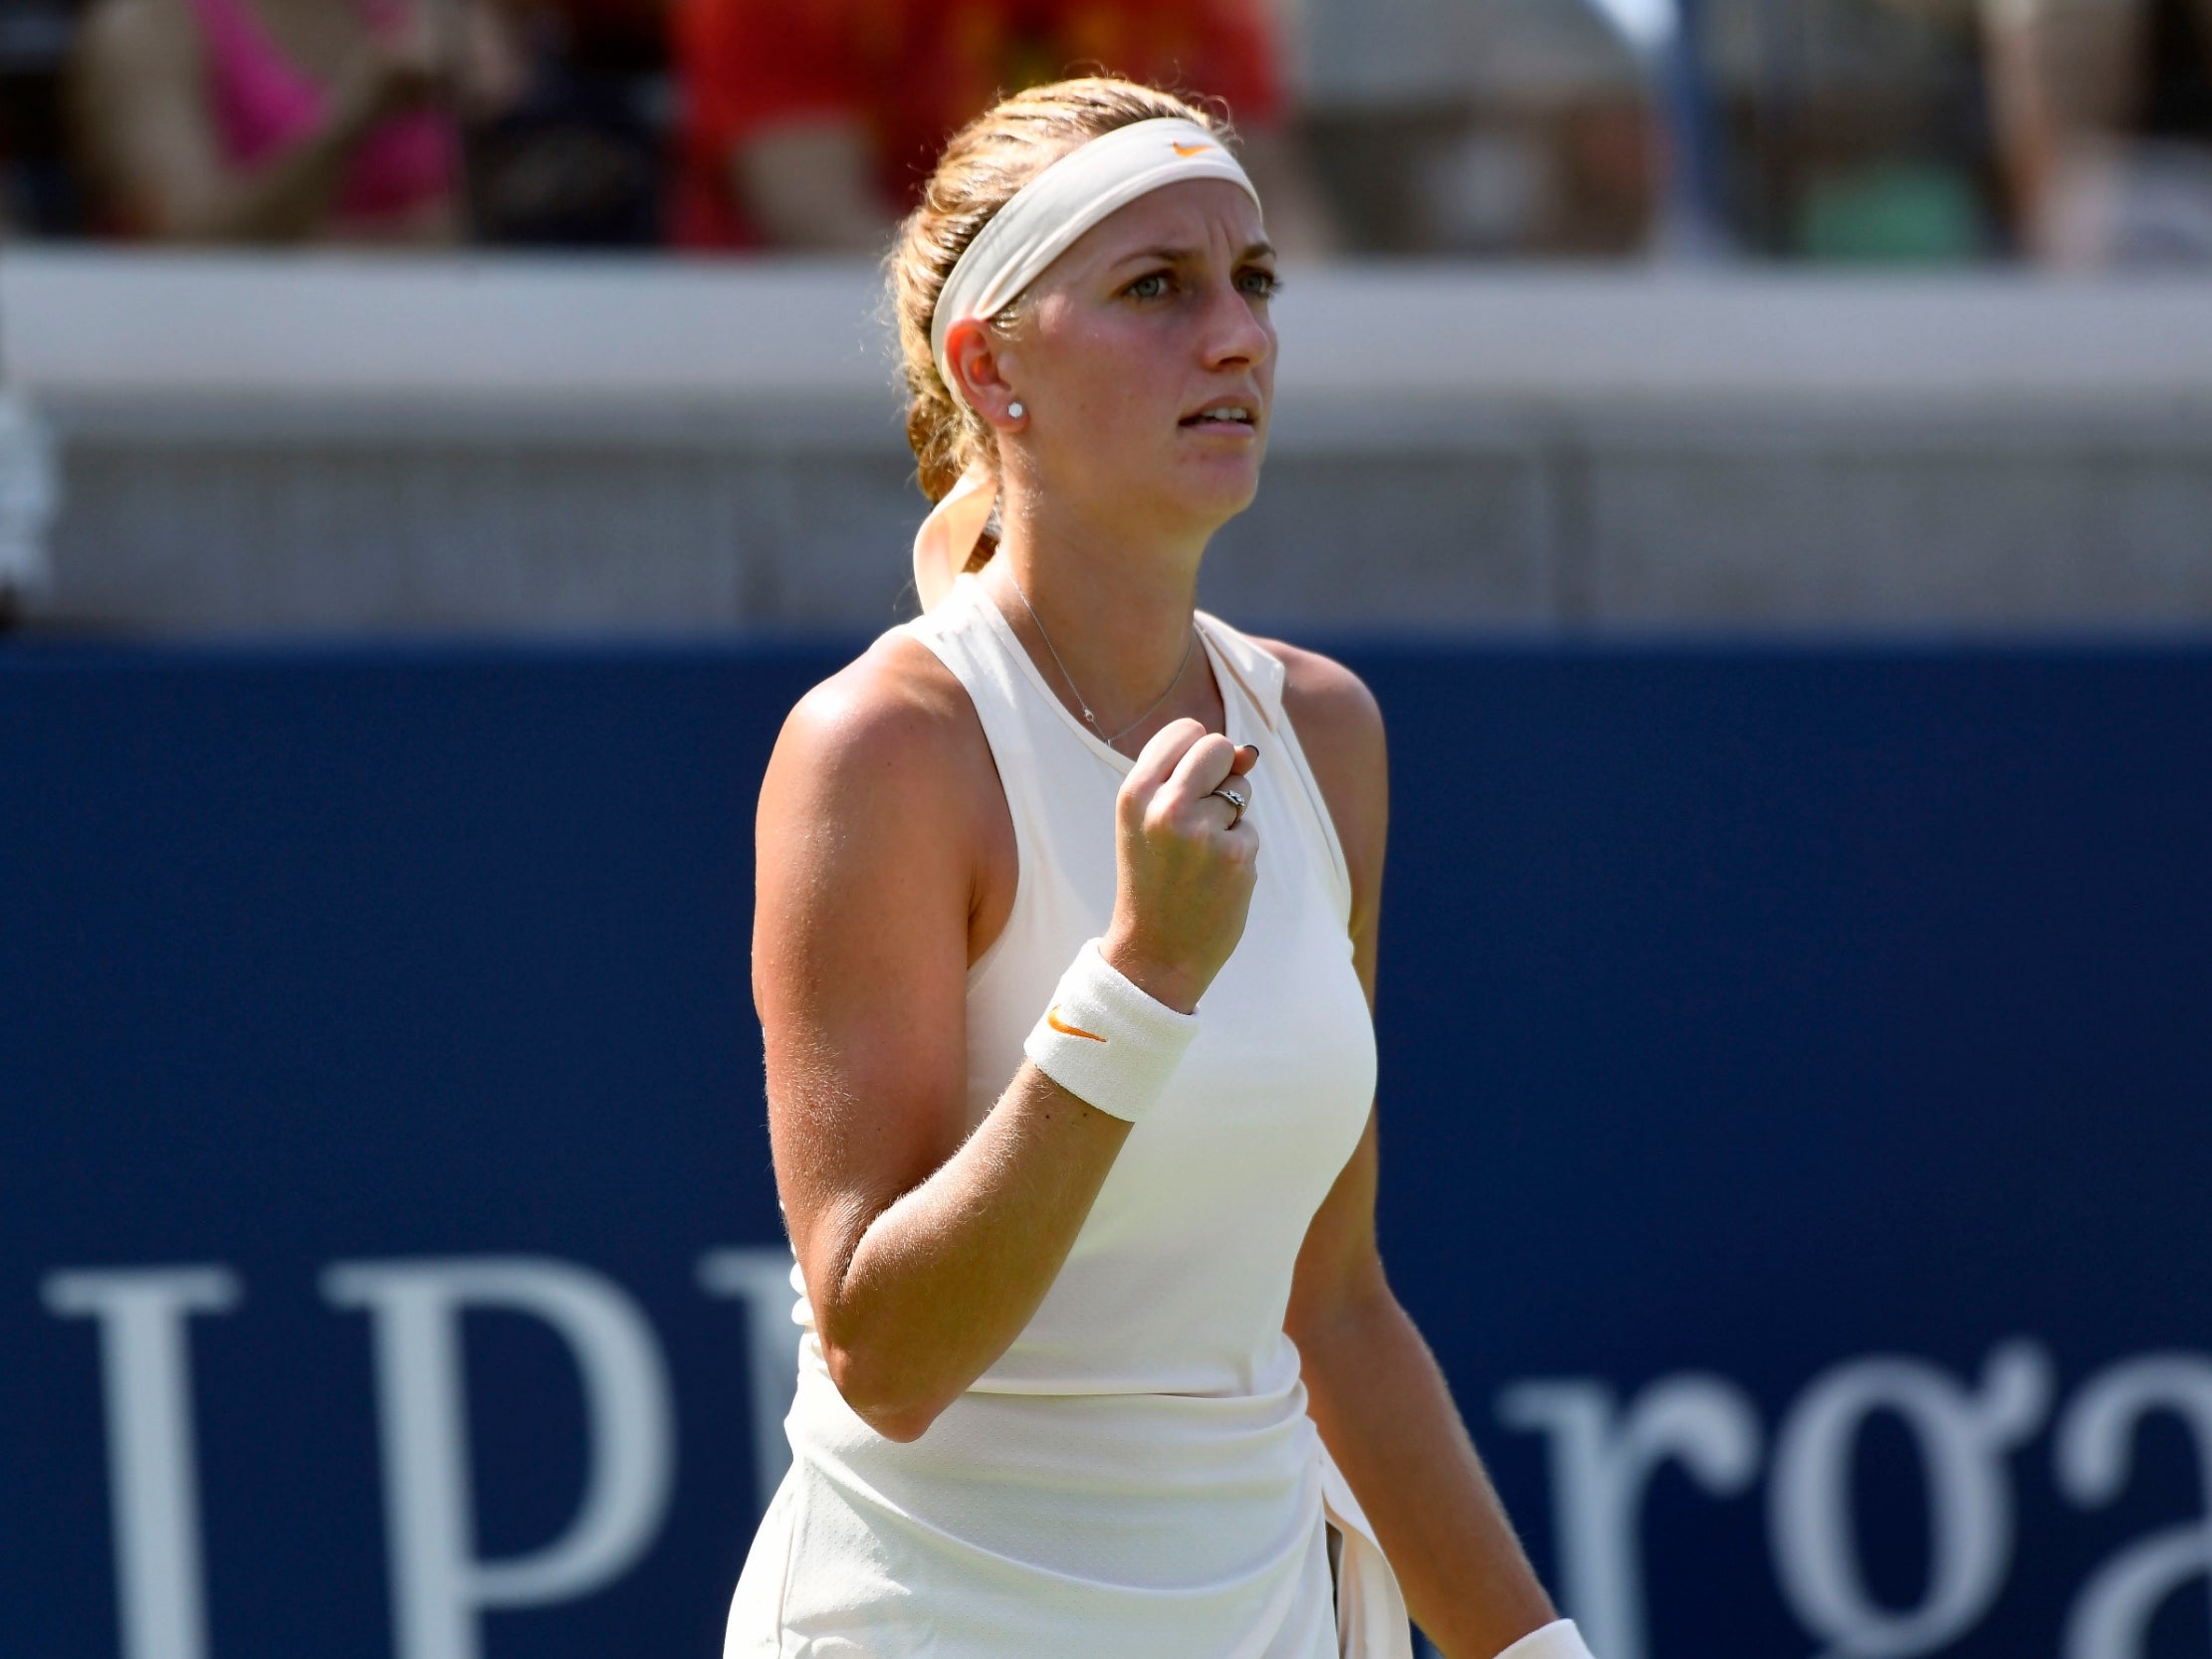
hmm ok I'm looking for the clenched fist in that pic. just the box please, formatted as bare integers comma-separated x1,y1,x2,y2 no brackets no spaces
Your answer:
1099,720,1261,1014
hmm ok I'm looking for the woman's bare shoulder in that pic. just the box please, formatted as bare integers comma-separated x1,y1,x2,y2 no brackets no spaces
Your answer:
765,631,995,828
778,631,980,754
1251,639,1383,751
758,628,1017,965
1243,635,1389,907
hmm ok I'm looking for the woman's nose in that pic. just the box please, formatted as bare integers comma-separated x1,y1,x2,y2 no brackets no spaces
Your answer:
1200,279,1272,368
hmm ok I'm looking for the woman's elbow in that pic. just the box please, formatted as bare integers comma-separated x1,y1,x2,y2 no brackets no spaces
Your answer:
821,1335,953,1444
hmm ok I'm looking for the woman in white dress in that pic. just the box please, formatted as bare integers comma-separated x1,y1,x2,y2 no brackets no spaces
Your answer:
733,76,1597,1659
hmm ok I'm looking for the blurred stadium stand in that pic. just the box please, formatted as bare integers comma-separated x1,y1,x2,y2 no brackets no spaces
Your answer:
7,13,2211,1655
4,250,2211,636
3,0,2210,638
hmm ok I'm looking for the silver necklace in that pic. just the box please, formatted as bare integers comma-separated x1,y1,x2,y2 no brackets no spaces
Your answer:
1007,571,1198,753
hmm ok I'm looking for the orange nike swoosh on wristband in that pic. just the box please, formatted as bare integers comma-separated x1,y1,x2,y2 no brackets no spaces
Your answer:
1045,1007,1108,1042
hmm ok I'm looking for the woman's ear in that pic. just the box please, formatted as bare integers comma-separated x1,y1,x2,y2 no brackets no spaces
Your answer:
944,318,1023,428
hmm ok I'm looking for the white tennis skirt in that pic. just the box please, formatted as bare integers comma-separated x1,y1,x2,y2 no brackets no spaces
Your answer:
723,1361,1412,1659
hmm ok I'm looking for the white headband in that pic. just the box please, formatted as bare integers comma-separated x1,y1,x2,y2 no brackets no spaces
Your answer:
912,116,1263,611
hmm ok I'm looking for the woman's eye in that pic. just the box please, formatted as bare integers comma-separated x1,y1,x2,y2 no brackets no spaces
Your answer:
1241,269,1282,299
1128,272,1171,300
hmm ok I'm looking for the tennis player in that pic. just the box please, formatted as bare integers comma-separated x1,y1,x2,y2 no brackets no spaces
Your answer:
733,77,1596,1659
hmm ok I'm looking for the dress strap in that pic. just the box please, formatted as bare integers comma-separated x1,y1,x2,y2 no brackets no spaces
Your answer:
1318,1441,1416,1659
1197,613,1355,931
895,577,1060,945
1196,607,1286,733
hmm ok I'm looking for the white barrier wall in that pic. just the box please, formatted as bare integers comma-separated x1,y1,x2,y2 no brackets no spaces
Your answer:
6,252,2212,633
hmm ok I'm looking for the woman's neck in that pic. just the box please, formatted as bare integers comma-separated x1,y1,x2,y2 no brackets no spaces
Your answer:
985,508,1218,747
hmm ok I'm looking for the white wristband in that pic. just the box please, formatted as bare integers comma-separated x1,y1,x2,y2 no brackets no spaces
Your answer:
1493,1620,1598,1659
1022,938,1200,1124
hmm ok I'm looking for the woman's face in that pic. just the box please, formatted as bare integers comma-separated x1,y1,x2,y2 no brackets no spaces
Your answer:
989,177,1278,547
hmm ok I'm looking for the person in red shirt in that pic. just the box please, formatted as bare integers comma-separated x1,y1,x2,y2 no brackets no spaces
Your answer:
673,0,1329,251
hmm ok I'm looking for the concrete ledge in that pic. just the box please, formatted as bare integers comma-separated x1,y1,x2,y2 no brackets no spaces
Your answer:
15,252,2212,406
7,252,2212,635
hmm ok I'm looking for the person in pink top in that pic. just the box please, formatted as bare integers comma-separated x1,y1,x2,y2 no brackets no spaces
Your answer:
70,0,523,242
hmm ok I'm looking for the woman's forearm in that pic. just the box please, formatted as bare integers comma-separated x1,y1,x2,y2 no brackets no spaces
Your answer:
1298,1291,1558,1658
811,1062,1132,1440
168,84,393,241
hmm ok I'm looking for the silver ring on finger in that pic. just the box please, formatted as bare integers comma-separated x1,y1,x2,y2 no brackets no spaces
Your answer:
1210,783,1248,827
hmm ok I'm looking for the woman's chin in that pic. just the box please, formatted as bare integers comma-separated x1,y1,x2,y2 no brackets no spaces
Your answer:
1172,451,1265,520
1061,453,1264,543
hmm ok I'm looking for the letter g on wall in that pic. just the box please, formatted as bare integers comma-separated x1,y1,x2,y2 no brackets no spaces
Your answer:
1768,1341,2054,1659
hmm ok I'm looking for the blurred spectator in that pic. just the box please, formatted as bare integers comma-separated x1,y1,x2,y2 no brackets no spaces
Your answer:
670,0,1334,255
1982,0,2212,262
1702,0,2001,260
464,0,667,245
69,0,526,242
2,0,88,235
1293,0,1662,256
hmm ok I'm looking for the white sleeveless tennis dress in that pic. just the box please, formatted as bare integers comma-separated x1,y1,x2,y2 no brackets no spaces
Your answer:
725,573,1414,1659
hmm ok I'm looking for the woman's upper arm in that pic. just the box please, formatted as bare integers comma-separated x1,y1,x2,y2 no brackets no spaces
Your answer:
1264,642,1395,1324
1269,642,1388,1009
753,637,995,1305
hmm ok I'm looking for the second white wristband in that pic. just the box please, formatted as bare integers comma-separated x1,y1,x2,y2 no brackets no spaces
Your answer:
1493,1619,1599,1659
1022,938,1200,1124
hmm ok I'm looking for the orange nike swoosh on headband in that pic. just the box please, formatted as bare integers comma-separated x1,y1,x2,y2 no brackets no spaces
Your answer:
1046,1007,1108,1043
1173,142,1211,157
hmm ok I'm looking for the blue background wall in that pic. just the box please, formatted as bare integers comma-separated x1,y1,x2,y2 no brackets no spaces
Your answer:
5,643,2210,1659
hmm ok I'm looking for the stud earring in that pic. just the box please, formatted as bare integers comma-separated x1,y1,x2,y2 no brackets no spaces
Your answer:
1007,401,1025,420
